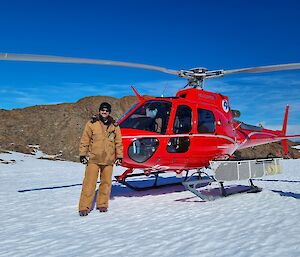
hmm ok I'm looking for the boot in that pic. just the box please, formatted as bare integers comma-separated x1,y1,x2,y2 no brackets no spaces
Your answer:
97,207,108,212
79,208,90,216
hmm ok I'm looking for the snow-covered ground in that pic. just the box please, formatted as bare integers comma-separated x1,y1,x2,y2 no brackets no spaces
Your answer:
293,145,300,150
0,152,300,257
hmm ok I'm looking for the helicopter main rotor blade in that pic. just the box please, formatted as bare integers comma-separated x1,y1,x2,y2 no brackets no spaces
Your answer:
0,53,179,76
1,53,300,84
223,63,300,75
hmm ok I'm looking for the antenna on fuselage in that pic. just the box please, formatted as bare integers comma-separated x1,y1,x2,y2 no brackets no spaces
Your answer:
161,83,168,97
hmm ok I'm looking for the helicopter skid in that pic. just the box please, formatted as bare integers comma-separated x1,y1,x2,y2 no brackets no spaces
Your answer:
115,171,185,191
182,173,262,201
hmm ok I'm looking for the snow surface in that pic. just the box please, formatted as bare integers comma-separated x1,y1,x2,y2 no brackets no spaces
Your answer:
0,152,300,257
292,145,300,150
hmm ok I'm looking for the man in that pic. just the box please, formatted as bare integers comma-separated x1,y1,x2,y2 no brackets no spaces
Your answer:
78,102,123,216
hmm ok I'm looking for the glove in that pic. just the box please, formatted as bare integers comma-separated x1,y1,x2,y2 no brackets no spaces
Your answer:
80,156,88,165
115,158,123,166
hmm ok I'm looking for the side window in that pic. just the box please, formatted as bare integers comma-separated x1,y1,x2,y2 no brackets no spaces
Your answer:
167,137,190,153
198,109,216,133
173,105,192,134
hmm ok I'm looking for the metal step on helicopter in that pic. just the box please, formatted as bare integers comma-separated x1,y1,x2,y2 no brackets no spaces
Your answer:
1,53,300,200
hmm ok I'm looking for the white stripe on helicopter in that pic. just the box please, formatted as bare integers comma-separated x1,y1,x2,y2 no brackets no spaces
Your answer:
122,133,237,145
240,132,278,146
123,131,279,153
230,131,278,154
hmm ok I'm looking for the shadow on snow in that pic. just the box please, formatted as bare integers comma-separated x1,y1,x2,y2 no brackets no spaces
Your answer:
253,178,300,184
271,190,300,199
18,176,300,200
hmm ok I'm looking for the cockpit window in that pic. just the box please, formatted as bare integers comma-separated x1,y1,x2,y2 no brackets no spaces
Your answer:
120,100,172,134
173,105,192,134
117,103,138,122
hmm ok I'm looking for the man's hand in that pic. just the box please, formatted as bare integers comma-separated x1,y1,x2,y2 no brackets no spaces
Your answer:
80,156,88,165
115,158,122,166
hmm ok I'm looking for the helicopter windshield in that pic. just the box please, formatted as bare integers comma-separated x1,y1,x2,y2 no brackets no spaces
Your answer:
120,100,172,134
117,103,138,122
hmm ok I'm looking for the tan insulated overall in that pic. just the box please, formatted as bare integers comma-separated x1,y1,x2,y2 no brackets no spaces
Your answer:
78,118,123,211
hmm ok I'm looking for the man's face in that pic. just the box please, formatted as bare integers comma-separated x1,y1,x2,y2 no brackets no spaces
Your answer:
99,108,110,118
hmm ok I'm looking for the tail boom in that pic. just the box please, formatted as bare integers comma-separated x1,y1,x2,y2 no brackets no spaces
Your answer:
234,105,300,154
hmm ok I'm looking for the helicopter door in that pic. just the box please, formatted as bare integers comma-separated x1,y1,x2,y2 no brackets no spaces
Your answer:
189,108,217,166
167,105,192,168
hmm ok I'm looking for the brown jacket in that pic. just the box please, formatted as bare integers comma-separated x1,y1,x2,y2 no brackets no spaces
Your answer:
79,117,123,165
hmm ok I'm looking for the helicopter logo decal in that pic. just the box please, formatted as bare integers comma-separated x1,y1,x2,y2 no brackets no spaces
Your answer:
222,99,229,113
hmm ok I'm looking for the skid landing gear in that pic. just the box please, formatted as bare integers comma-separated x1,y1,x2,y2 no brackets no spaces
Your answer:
182,170,217,201
116,166,263,200
115,171,189,191
218,179,262,196
182,170,262,201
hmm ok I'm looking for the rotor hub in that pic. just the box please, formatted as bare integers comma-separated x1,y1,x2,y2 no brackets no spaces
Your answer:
179,67,225,89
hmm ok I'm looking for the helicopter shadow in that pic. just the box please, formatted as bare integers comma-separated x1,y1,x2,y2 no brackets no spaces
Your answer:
271,190,300,200
253,178,300,200
90,183,187,209
253,178,300,184
111,175,189,198
111,184,185,198
91,181,263,207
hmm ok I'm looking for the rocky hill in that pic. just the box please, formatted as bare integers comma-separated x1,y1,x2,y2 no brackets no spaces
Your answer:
0,96,299,161
0,95,138,161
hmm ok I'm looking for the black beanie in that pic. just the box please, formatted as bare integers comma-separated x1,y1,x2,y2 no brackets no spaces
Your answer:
99,102,112,113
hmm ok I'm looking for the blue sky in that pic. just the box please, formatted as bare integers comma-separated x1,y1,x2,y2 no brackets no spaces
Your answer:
0,0,299,134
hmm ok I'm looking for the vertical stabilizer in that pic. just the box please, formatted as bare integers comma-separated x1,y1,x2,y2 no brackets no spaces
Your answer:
281,105,289,155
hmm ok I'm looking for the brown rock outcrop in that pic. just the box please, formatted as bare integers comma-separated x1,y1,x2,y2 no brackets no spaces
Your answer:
0,95,138,162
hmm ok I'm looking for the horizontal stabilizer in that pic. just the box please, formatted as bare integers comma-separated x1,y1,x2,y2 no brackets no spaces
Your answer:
278,135,300,140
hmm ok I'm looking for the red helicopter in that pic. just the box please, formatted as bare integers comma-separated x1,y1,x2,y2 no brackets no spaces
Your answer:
1,53,300,199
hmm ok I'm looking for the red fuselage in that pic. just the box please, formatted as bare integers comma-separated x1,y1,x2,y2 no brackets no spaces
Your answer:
117,88,288,172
